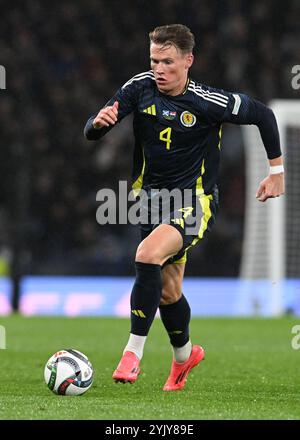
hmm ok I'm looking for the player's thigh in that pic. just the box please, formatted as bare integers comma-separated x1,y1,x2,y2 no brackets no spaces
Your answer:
160,262,186,305
136,224,183,265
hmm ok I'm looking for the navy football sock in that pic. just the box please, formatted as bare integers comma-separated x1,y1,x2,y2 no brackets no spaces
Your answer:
130,262,162,336
159,294,191,347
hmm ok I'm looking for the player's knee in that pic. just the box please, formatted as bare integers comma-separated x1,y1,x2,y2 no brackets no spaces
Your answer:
135,242,162,264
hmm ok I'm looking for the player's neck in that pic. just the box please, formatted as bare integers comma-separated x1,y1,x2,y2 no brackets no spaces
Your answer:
164,76,189,97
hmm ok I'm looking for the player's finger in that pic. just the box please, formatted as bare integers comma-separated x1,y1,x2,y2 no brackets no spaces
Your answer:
94,114,114,126
100,113,116,125
110,103,119,117
109,110,118,121
257,194,267,202
93,118,109,128
256,185,264,199
103,108,118,122
258,192,273,202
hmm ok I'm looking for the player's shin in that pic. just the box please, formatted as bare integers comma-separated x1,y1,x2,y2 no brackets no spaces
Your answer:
113,262,162,382
159,294,192,363
128,262,162,348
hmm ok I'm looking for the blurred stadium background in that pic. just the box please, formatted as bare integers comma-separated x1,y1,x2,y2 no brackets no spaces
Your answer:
0,0,299,317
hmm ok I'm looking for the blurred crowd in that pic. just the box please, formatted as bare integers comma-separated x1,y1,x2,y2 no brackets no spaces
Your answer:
0,0,299,276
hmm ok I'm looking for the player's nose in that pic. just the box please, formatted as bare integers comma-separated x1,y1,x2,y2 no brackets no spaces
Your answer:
156,65,165,75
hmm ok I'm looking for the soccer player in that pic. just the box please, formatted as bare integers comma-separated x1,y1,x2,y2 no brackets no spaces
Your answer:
84,24,284,391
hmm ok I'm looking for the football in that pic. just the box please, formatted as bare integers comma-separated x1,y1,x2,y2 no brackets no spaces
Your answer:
44,349,94,396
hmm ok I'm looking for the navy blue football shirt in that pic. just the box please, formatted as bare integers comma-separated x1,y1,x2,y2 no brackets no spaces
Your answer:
84,70,281,195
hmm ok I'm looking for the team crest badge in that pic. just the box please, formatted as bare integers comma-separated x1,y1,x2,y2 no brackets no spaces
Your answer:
180,111,196,127
162,110,177,121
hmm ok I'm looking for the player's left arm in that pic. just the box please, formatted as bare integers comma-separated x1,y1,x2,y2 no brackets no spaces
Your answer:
221,93,285,202
255,155,284,202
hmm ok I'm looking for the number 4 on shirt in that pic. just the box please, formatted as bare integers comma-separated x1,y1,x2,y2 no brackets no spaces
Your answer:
159,127,172,150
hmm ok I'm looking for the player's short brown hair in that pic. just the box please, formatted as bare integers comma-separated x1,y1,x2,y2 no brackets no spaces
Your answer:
149,24,195,54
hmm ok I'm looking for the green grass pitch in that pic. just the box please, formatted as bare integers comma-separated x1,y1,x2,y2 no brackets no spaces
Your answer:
0,315,299,420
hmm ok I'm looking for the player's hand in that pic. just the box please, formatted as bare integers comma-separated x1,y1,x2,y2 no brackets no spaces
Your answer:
93,101,119,128
256,173,285,202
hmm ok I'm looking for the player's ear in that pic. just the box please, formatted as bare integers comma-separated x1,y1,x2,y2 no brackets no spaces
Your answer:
185,53,194,70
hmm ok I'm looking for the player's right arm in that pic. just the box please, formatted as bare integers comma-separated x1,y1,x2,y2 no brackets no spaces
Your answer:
93,101,119,128
84,73,145,140
84,99,121,140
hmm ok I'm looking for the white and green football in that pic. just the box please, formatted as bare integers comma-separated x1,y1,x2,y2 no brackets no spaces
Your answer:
44,349,94,396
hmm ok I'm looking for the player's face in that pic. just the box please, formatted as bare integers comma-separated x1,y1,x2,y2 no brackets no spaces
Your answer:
150,43,193,96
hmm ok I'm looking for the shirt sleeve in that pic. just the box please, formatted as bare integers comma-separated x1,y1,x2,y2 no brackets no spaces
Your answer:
200,86,282,160
84,78,140,140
